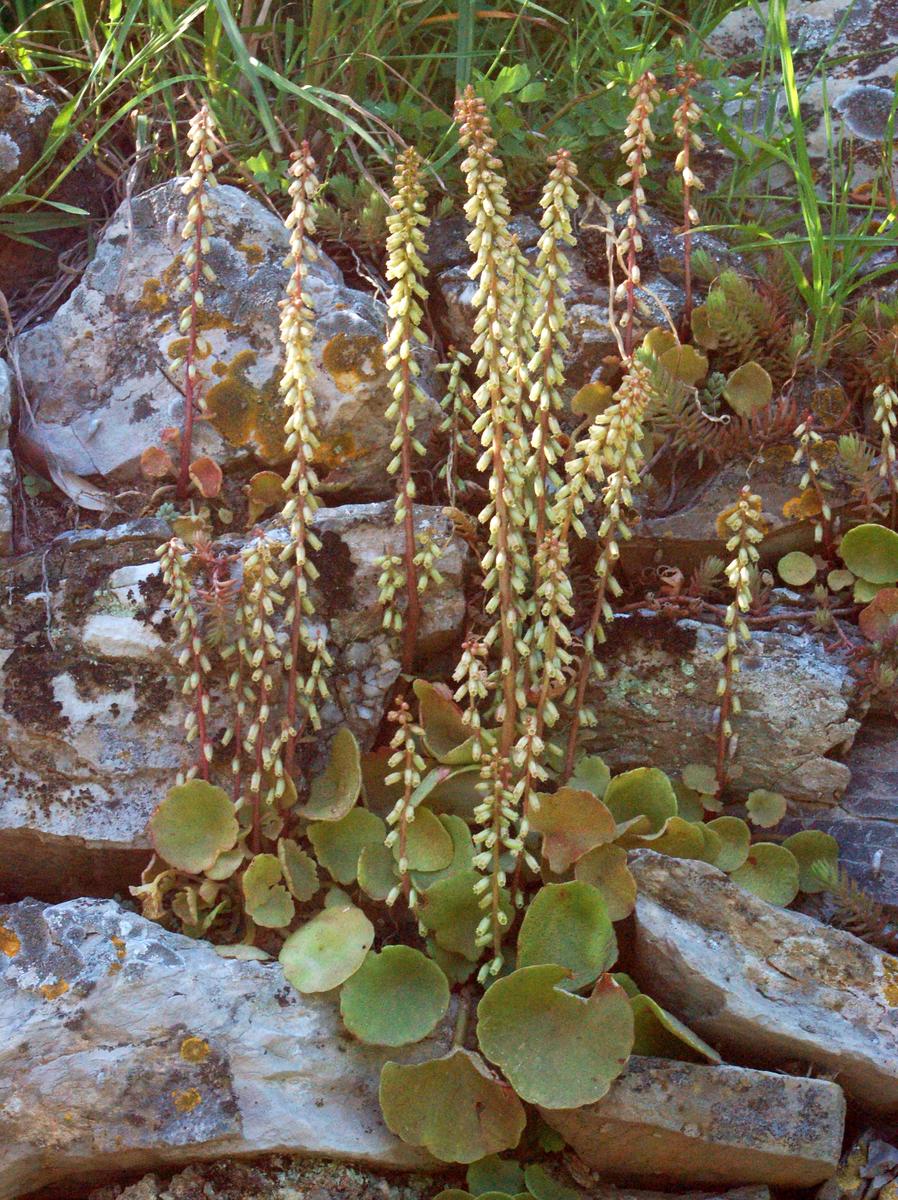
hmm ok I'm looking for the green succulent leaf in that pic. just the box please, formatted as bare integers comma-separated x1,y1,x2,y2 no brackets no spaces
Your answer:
427,765,484,822
398,805,455,871
301,726,362,820
603,768,677,833
340,946,450,1046
379,1047,526,1163
573,844,636,921
672,782,705,823
523,1164,581,1200
630,993,721,1063
517,882,617,990
467,1155,525,1196
859,587,898,641
527,787,616,874
568,755,611,799
705,816,751,871
783,830,840,893
778,551,817,587
411,814,475,889
746,788,788,829
150,781,239,874
277,837,319,902
414,678,481,764
476,965,634,1108
628,815,706,858
279,904,374,993
681,763,717,796
242,853,295,928
426,938,478,984
309,808,386,884
723,361,772,416
611,970,640,997
204,843,245,881
840,523,898,585
357,841,398,901
729,843,800,906
420,870,512,961
827,568,855,592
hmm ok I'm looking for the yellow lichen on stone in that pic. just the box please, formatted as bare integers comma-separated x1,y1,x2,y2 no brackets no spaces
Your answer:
172,1088,203,1113
180,1036,211,1063
139,278,169,314
236,241,264,267
882,957,898,1006
39,979,69,1001
204,348,287,463
311,433,366,470
108,936,126,975
322,332,384,391
0,922,20,957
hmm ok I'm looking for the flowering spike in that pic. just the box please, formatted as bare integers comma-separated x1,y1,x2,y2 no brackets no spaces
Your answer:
615,72,659,357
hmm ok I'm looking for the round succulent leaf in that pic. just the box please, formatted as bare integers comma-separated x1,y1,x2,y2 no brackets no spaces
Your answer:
189,455,223,499
242,853,295,928
360,748,401,819
414,679,479,763
783,830,839,893
568,755,611,799
379,1047,526,1163
659,343,709,386
309,808,386,885
570,381,613,418
672,782,705,823
277,838,319,902
629,815,706,859
603,768,677,833
642,328,678,357
517,882,617,990
419,870,512,961
728,843,800,906
681,763,717,796
527,787,616,874
631,994,722,1063
705,816,751,871
611,970,640,997
246,469,286,524
434,1191,475,1200
340,946,449,1046
467,1155,526,1196
301,726,362,820
858,587,898,641
778,551,817,587
324,884,354,907
204,843,245,881
573,844,636,921
827,568,855,592
427,765,484,822
150,781,239,874
723,361,772,416
746,788,788,829
398,805,455,871
358,841,399,901
427,938,478,984
215,943,271,961
411,814,475,890
689,305,718,348
523,1164,581,1200
279,904,374,993
841,524,898,585
693,822,723,865
854,576,882,602
476,965,634,1108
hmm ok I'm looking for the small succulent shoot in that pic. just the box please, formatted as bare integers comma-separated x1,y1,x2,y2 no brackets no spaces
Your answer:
384,697,427,913
792,413,835,558
670,61,704,332
436,347,476,505
616,71,660,358
380,146,431,672
563,349,657,777
278,143,331,773
873,383,898,524
173,104,219,500
714,487,765,799
159,537,213,781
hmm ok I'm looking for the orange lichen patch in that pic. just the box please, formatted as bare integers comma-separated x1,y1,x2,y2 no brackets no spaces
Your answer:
783,488,823,520
882,957,898,1006
39,979,69,1001
760,442,796,469
204,349,287,463
107,936,127,975
0,922,20,957
322,333,384,391
237,241,264,267
180,1036,211,1064
311,433,366,471
167,337,190,360
139,278,169,314
172,1088,203,1113
160,256,184,291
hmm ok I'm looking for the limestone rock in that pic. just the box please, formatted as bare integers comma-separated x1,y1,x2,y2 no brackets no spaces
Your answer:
14,179,440,494
0,81,107,297
0,504,468,900
629,850,898,1111
540,1056,844,1188
0,896,449,1200
584,612,864,804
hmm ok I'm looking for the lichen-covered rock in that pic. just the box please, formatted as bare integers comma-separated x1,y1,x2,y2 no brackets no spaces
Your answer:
14,179,440,494
629,850,898,1112
540,1056,844,1188
0,360,13,555
0,81,107,297
0,504,468,900
584,612,864,804
0,897,451,1200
